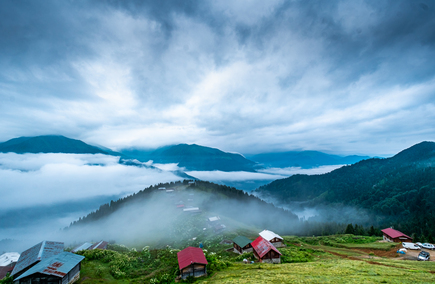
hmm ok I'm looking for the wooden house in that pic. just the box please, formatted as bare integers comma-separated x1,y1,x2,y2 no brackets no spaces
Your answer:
232,236,253,254
89,241,108,250
13,252,84,284
11,241,64,279
0,264,15,280
259,230,285,248
177,247,208,279
381,228,413,243
251,236,282,264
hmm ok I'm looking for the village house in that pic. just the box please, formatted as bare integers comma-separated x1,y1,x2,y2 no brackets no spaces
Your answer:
0,252,19,279
177,247,208,279
89,241,108,250
208,216,220,222
71,243,92,253
11,241,64,279
381,228,413,243
71,241,108,254
259,230,285,248
183,207,201,214
13,252,84,284
232,236,253,254
251,236,282,263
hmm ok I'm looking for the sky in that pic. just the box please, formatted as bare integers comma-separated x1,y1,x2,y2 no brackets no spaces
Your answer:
1,0,435,156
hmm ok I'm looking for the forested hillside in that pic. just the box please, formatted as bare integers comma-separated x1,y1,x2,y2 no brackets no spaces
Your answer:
255,141,435,241
66,180,300,247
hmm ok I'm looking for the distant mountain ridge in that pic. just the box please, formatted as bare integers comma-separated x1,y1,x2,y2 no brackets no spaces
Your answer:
121,144,259,172
254,141,435,240
1,135,373,173
246,151,369,169
0,135,111,155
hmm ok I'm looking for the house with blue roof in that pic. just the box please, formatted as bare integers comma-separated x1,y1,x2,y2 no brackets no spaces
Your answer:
11,241,64,279
11,241,85,284
13,252,84,284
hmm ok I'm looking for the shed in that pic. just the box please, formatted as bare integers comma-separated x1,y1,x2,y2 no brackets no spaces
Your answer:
381,228,413,243
208,216,220,222
177,247,208,279
259,230,285,248
0,252,19,267
71,243,92,253
0,264,15,280
183,207,201,213
232,236,253,254
13,252,84,284
251,236,281,264
11,241,64,279
89,241,108,250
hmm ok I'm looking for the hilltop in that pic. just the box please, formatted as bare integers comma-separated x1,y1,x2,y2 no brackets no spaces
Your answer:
0,135,113,155
65,180,299,248
255,141,435,240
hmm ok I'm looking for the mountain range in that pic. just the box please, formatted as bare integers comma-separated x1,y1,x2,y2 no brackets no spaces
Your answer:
0,135,370,172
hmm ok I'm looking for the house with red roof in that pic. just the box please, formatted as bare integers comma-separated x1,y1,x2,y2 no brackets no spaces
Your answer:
177,247,208,279
381,228,413,243
251,236,282,264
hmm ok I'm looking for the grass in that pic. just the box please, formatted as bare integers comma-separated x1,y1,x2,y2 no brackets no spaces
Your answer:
198,259,435,283
77,234,435,283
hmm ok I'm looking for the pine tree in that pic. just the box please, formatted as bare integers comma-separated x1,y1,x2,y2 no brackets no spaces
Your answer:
345,223,355,234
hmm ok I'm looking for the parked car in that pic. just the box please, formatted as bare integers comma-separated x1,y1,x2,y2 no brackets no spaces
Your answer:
418,251,430,261
402,242,421,250
422,243,435,250
416,242,423,247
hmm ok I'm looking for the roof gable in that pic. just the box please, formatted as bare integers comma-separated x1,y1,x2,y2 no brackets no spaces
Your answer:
251,236,281,258
177,247,208,270
259,230,283,242
381,228,411,239
15,252,84,281
232,236,252,248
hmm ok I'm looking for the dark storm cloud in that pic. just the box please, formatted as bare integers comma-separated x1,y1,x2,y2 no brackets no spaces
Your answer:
0,0,434,155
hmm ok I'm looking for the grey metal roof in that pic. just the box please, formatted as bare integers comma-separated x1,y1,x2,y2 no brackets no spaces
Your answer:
15,252,84,281
11,241,64,276
71,243,92,253
89,241,108,250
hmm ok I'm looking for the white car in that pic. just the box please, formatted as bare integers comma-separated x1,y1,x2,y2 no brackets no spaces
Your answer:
402,242,421,250
421,243,435,250
416,242,423,247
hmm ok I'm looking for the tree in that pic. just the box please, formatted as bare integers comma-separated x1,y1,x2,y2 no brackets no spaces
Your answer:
345,224,355,234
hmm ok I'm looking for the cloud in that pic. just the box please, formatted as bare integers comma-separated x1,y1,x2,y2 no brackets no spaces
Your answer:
0,1,435,156
186,170,285,182
0,153,182,210
258,165,344,176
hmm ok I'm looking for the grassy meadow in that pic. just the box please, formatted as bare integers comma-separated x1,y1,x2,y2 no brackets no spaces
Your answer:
74,234,435,284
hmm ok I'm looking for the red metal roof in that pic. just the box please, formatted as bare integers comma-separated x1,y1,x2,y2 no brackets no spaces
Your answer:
0,264,15,279
381,228,412,240
177,247,208,270
251,236,282,259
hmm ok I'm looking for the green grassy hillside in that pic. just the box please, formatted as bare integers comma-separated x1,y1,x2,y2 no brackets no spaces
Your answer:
72,234,435,284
